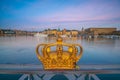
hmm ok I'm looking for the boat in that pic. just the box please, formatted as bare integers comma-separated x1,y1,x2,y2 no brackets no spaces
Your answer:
34,33,48,37
60,35,67,38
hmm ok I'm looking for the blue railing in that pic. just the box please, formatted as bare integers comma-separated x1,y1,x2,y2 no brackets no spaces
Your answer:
0,64,120,80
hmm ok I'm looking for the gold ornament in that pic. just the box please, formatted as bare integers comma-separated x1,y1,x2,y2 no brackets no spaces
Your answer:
36,37,83,70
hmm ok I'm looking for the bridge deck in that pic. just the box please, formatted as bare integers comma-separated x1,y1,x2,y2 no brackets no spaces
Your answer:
0,64,120,74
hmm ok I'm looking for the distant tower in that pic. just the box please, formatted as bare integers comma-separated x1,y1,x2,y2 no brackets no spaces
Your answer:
57,28,61,36
82,27,84,32
58,27,60,31
62,28,66,35
47,28,51,34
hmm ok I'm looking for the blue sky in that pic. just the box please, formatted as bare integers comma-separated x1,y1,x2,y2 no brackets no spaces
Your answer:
0,0,120,31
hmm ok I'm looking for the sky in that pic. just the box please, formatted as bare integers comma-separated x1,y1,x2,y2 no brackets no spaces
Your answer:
0,0,120,31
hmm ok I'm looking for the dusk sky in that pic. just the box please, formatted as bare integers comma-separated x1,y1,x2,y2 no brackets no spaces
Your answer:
0,0,120,31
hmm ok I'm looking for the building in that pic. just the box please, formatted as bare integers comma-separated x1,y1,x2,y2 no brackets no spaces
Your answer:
0,29,3,36
84,28,117,38
27,31,35,36
15,30,27,36
65,30,71,37
0,29,16,36
112,30,120,35
51,29,57,36
62,29,66,35
71,30,79,37
56,31,62,36
85,28,116,35
46,29,57,37
85,28,117,38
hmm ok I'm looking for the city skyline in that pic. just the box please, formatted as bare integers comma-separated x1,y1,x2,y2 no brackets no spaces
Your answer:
0,0,120,31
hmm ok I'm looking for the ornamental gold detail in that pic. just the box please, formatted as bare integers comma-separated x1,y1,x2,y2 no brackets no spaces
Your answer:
36,37,83,70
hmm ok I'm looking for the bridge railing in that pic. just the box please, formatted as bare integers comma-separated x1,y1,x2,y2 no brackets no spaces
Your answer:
0,64,120,80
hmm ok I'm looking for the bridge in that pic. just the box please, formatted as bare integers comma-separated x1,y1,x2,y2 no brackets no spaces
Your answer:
0,64,120,80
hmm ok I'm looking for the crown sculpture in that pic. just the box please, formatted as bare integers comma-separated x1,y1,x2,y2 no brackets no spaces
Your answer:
36,37,83,70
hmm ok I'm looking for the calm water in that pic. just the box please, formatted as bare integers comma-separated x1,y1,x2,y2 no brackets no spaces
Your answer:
0,36,120,80
0,36,120,64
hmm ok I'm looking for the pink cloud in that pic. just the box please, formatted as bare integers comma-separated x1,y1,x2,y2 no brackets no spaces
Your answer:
30,0,120,23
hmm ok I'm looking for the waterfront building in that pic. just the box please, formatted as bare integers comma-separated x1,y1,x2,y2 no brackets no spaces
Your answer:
0,29,16,36
56,30,62,36
27,31,35,36
0,29,3,36
46,29,57,37
15,30,27,36
62,28,66,35
85,28,116,35
65,30,71,37
71,30,79,37
85,28,117,38
112,30,120,35
51,29,57,36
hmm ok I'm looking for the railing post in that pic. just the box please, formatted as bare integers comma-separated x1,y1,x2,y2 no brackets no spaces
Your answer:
19,74,29,80
28,74,32,80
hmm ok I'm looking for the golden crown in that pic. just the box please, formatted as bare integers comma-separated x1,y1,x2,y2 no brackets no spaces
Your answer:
36,37,83,70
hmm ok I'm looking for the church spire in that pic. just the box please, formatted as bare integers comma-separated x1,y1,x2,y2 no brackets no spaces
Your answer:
58,27,60,31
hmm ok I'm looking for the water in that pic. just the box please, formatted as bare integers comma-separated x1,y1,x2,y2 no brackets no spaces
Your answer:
0,36,120,64
0,36,120,80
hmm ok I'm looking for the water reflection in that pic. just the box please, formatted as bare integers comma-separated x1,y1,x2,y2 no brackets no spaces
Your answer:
0,36,120,64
